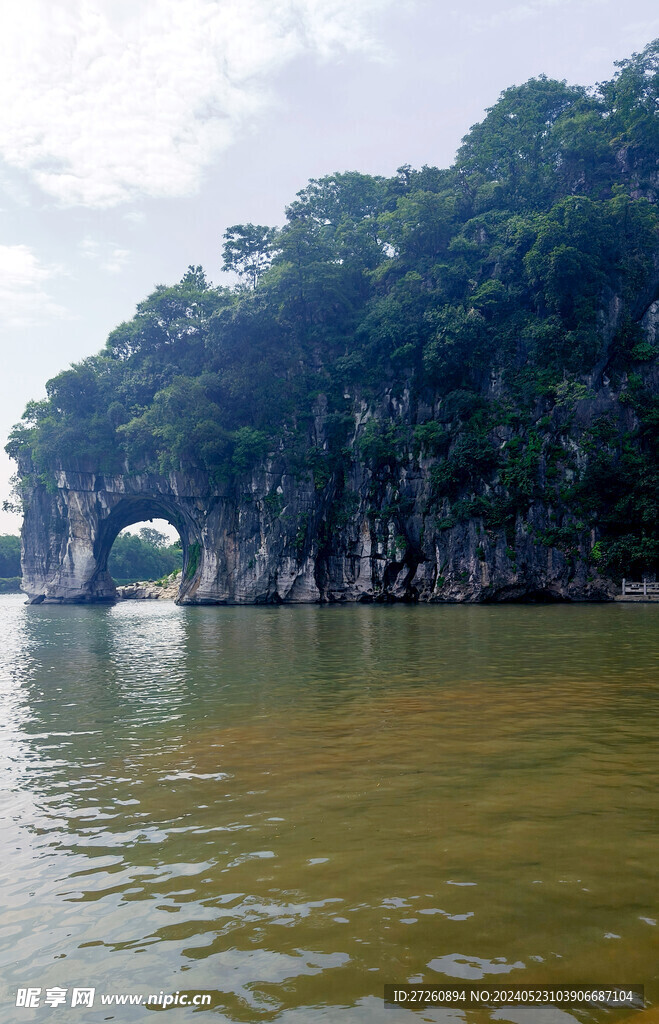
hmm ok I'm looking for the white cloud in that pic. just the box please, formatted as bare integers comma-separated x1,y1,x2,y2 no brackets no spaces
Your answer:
0,244,68,327
101,247,131,274
123,210,146,226
453,0,606,32
0,0,395,209
78,237,101,259
621,17,659,42
78,236,131,272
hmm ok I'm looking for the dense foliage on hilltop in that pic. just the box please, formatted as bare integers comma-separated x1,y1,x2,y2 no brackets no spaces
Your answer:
7,41,659,578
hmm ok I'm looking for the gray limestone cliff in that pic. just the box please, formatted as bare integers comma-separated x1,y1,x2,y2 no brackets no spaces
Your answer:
13,417,626,607
17,451,615,605
17,298,659,606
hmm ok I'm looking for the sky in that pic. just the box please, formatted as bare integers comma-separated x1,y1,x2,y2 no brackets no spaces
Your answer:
0,0,657,540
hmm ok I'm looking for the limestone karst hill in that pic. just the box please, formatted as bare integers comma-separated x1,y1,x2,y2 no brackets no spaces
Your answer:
8,42,659,603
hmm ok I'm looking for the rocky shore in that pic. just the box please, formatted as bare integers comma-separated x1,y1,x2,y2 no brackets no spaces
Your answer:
116,572,182,601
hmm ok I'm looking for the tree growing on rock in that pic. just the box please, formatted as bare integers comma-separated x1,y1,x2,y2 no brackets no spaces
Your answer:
221,224,278,288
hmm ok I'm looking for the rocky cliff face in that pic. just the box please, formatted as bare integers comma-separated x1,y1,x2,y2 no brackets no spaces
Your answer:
19,298,658,605
14,421,612,606
17,457,613,605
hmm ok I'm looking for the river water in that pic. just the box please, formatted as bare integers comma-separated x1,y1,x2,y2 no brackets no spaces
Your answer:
0,595,658,1023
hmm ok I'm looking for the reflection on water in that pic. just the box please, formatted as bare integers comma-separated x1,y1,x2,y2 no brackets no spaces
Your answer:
0,596,658,1022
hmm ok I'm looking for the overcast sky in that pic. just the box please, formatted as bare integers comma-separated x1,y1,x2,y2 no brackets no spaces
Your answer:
1,0,657,539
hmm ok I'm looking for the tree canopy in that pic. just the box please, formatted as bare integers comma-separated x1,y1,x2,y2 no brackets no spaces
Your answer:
108,529,182,583
0,535,20,578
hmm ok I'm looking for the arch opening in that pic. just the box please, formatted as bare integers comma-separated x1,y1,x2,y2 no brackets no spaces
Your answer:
92,497,197,601
109,520,182,585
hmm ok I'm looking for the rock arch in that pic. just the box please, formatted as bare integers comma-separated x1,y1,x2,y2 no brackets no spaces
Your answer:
19,464,325,605
94,497,190,595
21,469,205,604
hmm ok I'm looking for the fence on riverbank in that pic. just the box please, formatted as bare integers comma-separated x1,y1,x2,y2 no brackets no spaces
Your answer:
621,579,659,597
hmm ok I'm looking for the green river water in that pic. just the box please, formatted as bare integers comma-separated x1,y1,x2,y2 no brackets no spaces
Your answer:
0,594,658,1023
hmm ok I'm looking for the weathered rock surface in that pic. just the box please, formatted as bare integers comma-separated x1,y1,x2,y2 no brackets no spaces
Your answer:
18,299,658,605
19,447,612,606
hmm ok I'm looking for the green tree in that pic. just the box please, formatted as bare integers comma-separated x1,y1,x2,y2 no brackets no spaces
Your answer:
138,527,169,548
456,76,586,208
599,39,659,186
108,532,182,582
221,224,278,287
0,535,21,577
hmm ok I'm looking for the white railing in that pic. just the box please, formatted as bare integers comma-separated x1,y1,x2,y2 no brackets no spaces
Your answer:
621,579,659,596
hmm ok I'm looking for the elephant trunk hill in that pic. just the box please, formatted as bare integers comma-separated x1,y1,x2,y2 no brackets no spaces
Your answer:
8,42,659,604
